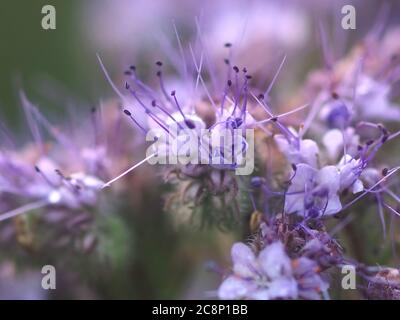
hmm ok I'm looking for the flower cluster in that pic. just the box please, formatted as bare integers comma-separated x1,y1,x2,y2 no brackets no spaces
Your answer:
1,3,400,300
216,23,400,299
218,229,330,299
0,95,139,251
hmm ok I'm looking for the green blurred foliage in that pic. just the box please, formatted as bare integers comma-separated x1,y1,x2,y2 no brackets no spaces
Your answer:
0,1,110,127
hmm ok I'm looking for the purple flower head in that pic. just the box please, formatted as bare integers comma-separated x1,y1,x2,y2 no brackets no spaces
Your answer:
366,268,400,300
325,100,351,129
218,240,328,300
98,27,310,191
0,93,137,251
285,164,341,218
274,130,319,168
218,242,297,300
354,76,400,122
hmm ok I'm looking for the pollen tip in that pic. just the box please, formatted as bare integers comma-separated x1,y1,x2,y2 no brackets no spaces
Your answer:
123,109,132,116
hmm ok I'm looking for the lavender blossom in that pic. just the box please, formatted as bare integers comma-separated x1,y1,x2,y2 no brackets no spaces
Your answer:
218,240,329,300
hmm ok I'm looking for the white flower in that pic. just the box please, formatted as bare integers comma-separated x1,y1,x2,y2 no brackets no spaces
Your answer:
336,155,364,194
274,132,319,168
285,164,342,217
322,128,360,161
218,242,298,300
355,76,400,121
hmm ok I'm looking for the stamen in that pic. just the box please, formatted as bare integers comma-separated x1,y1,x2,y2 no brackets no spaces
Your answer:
251,92,299,142
55,169,80,194
188,45,217,110
341,166,400,212
172,21,188,79
254,104,309,125
156,66,173,103
34,165,57,187
102,153,157,188
0,200,48,222
264,55,286,98
383,203,400,218
170,91,194,129
97,54,126,101
376,194,387,239
123,109,147,134
20,91,43,151
151,100,183,129
126,87,171,134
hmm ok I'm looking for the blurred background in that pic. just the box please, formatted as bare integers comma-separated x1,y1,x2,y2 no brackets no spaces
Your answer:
0,0,399,299
2,0,399,127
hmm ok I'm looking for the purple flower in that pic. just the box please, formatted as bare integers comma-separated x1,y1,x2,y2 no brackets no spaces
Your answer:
366,268,400,300
322,128,360,161
337,154,364,194
274,131,320,168
285,164,341,218
355,76,400,122
218,241,329,300
218,242,297,300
